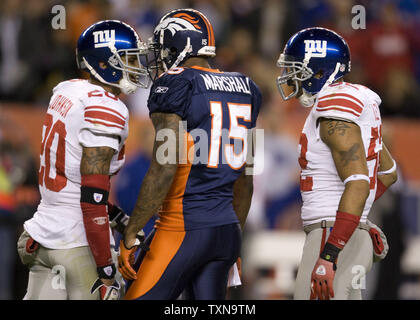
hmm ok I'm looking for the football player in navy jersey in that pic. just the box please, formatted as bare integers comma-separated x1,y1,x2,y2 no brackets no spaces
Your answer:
118,8,262,300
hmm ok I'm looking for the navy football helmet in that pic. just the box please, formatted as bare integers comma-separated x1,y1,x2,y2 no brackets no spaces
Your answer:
277,27,351,106
76,20,150,94
149,8,216,72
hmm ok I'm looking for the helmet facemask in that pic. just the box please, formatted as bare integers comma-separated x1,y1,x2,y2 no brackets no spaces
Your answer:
147,33,193,82
276,53,313,101
155,31,193,69
81,42,150,94
147,36,178,77
143,38,163,82
108,41,151,93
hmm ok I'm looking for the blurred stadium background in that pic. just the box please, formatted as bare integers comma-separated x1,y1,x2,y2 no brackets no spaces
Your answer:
1,0,420,300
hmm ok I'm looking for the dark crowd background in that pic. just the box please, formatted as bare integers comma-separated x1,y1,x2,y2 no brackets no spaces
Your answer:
1,0,420,300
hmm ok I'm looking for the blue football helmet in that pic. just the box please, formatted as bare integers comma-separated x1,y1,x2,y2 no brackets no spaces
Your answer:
76,20,150,94
277,27,351,106
149,8,216,72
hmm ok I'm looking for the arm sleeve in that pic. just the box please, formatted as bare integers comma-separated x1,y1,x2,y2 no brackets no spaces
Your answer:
147,76,192,119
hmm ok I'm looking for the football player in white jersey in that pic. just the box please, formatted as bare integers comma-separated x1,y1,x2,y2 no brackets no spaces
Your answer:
276,27,398,300
17,20,150,300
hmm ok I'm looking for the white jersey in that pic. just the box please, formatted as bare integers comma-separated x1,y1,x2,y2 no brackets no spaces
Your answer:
24,79,129,249
299,82,382,226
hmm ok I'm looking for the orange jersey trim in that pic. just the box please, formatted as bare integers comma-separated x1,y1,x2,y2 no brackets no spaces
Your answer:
154,133,195,231
123,229,186,299
190,66,223,73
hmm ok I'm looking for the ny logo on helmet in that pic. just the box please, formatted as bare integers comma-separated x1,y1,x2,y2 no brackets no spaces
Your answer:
93,30,115,48
304,40,327,58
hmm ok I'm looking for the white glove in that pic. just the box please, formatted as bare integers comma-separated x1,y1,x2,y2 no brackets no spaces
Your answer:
366,220,389,263
228,262,242,287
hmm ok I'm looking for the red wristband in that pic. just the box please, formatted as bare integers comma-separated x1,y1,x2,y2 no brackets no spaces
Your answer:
326,211,361,250
375,179,387,201
81,174,112,267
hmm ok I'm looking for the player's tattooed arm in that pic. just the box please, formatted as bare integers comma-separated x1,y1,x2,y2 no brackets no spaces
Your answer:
124,112,181,245
80,146,115,175
325,119,351,136
319,117,369,216
233,170,253,230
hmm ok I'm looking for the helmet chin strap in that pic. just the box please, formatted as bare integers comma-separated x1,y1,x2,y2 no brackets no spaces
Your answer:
159,29,168,72
298,52,316,107
170,37,192,69
119,76,137,94
108,43,140,94
298,89,316,108
83,57,118,88
82,57,136,95
321,62,341,91
299,62,342,108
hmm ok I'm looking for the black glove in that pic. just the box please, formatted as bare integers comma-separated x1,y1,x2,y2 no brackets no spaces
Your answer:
91,264,120,300
108,203,149,252
90,278,121,300
108,202,129,234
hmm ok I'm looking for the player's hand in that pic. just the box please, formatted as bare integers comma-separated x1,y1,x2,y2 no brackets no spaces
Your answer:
310,257,336,300
91,278,120,300
118,231,149,281
118,238,138,280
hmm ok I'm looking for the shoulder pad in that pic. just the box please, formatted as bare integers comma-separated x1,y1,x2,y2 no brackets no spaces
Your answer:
148,73,192,118
314,82,366,121
81,90,129,137
52,79,87,95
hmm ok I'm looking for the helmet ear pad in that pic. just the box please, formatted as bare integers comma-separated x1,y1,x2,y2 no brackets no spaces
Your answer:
82,50,123,83
160,31,193,68
167,46,181,66
301,68,326,94
301,61,346,94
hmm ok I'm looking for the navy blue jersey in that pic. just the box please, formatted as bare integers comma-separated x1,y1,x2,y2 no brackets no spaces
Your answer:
148,66,262,231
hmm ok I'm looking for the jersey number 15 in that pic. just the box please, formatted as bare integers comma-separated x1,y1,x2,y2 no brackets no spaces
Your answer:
208,101,251,169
